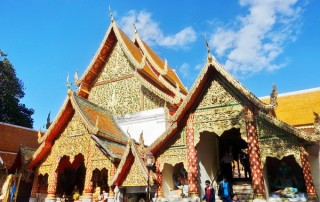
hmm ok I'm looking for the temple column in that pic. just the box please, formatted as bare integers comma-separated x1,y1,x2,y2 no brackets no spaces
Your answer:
29,169,39,202
45,167,58,202
186,113,199,197
108,162,117,202
156,161,163,199
244,106,266,199
299,146,318,201
82,141,95,202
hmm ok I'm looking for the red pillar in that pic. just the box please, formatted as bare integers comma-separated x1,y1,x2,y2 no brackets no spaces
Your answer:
83,142,94,198
156,161,163,198
30,169,39,198
186,113,199,197
244,106,266,199
299,146,318,201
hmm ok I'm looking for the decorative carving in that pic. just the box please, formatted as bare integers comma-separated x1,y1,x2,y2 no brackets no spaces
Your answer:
157,148,188,171
270,84,278,108
259,137,301,166
45,112,89,164
138,132,146,157
313,111,320,134
122,158,148,186
198,80,239,109
258,111,320,142
142,86,165,111
194,105,246,143
38,164,52,175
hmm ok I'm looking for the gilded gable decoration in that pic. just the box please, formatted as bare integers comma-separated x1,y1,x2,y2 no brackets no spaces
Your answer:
257,118,301,165
74,69,79,85
258,111,320,142
270,84,278,108
313,111,320,134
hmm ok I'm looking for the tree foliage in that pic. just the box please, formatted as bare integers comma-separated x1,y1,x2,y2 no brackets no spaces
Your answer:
0,57,34,128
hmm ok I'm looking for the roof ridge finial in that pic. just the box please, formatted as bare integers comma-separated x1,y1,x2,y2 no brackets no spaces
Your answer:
313,111,320,134
133,23,138,34
37,130,42,143
74,68,79,85
204,33,212,62
67,73,73,96
126,128,132,145
108,5,114,22
270,84,278,108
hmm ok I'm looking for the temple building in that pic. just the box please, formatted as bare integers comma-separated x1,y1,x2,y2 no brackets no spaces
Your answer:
23,16,319,202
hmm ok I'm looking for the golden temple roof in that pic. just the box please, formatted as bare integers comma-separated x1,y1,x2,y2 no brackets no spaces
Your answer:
77,20,186,104
260,87,320,126
29,91,128,168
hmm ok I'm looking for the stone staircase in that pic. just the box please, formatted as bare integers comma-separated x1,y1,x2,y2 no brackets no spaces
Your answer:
214,181,254,202
233,182,254,202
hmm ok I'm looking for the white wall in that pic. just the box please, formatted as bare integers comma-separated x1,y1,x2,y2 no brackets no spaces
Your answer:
116,108,167,146
196,132,219,197
162,164,174,197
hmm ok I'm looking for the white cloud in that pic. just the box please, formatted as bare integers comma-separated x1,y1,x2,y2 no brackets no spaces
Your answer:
178,63,191,78
209,0,303,76
119,10,196,48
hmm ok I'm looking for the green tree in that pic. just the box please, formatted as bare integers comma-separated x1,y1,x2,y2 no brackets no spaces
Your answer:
0,52,34,128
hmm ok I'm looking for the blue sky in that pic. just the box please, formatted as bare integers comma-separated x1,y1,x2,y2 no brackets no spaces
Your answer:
1,0,319,130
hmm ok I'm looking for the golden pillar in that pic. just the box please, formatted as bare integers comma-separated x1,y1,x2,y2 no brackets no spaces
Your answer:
108,162,117,198
46,168,58,200
299,147,318,201
244,106,265,199
186,113,199,197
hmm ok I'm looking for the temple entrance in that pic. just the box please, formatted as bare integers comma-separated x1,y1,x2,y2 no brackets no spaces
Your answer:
219,128,249,182
92,168,109,196
266,155,306,196
56,154,86,198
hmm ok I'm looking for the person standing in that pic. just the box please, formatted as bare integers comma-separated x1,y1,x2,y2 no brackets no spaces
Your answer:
240,149,251,179
221,152,234,181
202,180,215,202
218,176,233,202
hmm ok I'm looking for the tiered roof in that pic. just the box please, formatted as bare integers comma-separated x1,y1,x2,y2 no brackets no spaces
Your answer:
28,91,128,169
76,20,186,105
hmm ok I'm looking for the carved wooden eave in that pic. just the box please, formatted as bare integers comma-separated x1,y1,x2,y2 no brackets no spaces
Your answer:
28,93,74,169
133,33,188,96
110,139,155,186
76,20,185,105
258,111,320,143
